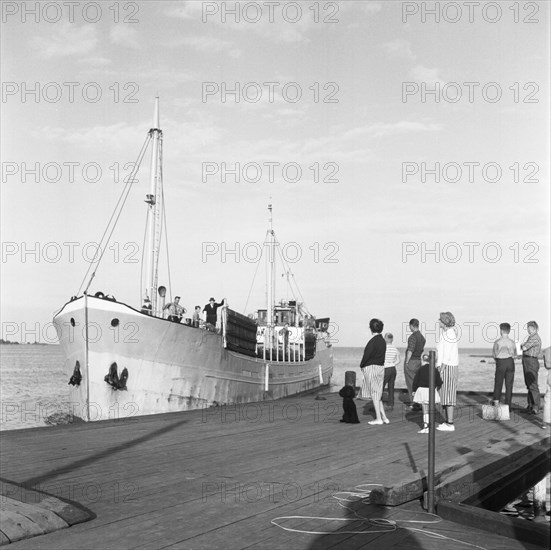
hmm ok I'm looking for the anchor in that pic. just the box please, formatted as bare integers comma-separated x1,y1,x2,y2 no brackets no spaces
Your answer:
68,361,82,386
104,362,129,391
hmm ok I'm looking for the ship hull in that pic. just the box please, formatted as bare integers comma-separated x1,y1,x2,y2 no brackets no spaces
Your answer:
53,296,333,421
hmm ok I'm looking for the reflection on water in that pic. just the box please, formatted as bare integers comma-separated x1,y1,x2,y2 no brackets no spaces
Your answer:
500,473,551,523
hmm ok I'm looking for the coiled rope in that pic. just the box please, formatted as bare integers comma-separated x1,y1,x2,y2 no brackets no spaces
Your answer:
271,483,488,549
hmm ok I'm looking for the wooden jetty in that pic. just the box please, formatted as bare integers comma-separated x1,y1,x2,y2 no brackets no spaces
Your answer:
1,390,549,549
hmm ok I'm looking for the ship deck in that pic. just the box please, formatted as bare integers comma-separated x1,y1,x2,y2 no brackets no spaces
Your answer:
1,390,549,549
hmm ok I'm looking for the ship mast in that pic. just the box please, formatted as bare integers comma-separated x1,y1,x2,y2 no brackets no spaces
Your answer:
267,202,275,328
144,98,163,315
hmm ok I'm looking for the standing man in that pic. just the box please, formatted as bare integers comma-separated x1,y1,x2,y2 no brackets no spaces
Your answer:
404,318,426,407
279,323,290,361
164,296,185,323
203,297,225,330
542,347,550,429
383,333,400,411
521,321,542,415
492,323,517,406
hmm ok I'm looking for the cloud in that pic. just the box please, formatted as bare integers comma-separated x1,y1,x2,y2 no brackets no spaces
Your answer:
259,106,308,128
350,120,442,138
381,39,416,61
363,2,383,13
30,123,143,153
190,119,442,166
30,116,226,159
31,23,98,58
180,35,234,52
166,2,313,45
75,65,195,86
410,64,443,82
79,57,112,67
164,2,203,20
110,26,141,50
160,34,242,58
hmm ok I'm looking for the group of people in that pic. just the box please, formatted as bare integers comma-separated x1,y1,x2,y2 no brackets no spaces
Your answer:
142,295,226,331
343,313,547,433
355,314,459,431
491,320,544,416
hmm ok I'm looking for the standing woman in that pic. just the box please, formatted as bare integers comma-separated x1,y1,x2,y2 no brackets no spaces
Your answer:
359,318,388,425
436,311,459,431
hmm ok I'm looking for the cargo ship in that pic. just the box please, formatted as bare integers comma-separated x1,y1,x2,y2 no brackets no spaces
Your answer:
53,99,333,421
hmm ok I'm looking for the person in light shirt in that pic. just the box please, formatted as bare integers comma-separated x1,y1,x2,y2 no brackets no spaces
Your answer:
521,320,542,415
382,332,400,411
435,311,459,432
542,347,550,429
164,296,186,323
492,323,517,406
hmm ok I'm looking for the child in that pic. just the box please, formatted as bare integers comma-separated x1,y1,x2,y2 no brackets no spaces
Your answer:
339,384,360,424
382,332,400,411
412,356,443,433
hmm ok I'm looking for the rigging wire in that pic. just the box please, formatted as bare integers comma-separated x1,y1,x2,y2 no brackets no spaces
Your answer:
159,137,173,303
77,133,151,296
273,231,309,313
243,234,263,313
140,208,149,302
247,225,311,315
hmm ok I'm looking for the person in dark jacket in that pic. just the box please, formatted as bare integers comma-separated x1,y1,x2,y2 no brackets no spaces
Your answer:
359,318,387,425
203,297,225,330
339,384,360,424
412,355,443,433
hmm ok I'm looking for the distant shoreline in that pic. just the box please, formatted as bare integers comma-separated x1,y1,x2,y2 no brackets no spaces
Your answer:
0,341,52,346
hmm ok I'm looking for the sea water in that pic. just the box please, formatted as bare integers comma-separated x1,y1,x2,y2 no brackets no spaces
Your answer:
0,344,548,431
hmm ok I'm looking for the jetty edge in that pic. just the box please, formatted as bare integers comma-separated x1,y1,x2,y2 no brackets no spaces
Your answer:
0,480,93,545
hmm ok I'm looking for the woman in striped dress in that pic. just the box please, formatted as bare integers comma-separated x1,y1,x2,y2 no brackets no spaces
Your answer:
436,311,459,432
359,318,388,425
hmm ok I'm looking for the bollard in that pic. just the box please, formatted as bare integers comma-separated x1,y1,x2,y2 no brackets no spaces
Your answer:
345,371,356,387
345,371,360,396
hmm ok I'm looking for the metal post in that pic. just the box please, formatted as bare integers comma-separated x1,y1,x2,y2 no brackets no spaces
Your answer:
427,350,436,514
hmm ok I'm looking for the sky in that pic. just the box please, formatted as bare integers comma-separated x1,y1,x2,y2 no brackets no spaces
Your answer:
1,0,549,348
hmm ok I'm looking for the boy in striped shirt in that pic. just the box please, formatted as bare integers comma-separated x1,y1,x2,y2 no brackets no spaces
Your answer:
383,333,401,411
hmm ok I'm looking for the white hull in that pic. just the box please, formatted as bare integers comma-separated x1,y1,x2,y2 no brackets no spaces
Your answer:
53,296,333,421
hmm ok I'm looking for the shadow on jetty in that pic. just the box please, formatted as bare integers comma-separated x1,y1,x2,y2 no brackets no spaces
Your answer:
22,417,190,488
304,495,426,549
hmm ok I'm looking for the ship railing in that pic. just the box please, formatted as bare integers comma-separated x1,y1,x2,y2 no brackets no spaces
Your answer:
259,326,305,362
221,305,228,348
